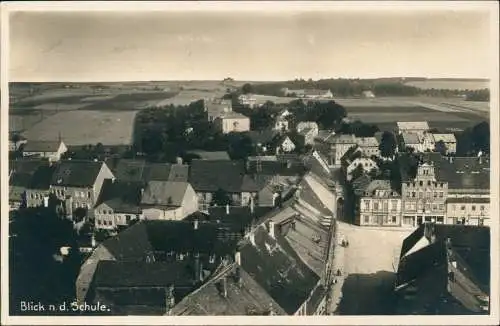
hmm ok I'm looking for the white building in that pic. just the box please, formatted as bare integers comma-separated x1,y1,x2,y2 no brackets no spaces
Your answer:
214,112,251,134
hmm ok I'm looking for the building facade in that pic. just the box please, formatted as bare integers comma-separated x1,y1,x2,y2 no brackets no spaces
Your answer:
214,113,251,134
22,140,68,162
357,180,402,226
401,163,448,227
446,197,489,226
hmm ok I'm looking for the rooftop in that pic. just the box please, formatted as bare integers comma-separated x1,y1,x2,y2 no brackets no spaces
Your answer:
51,160,105,187
107,159,188,184
401,132,420,145
140,181,189,207
355,137,379,148
96,179,142,214
23,140,63,153
432,133,457,143
187,150,230,161
397,121,430,131
189,160,252,193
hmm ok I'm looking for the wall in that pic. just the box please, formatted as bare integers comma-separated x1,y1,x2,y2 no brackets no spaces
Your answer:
359,196,402,226
143,206,185,221
181,184,199,217
26,189,51,207
445,201,489,226
221,117,250,134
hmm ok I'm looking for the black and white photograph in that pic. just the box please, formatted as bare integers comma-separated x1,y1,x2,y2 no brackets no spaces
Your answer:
1,1,498,324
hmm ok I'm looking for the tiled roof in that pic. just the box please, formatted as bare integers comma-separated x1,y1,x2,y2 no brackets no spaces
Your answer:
247,130,279,145
187,150,230,161
140,181,188,207
324,134,356,145
51,160,105,187
96,179,142,214
401,132,420,145
352,174,373,196
246,157,306,176
239,224,320,314
432,133,456,143
189,160,249,192
218,112,249,120
23,140,62,152
397,121,430,131
94,260,196,288
109,159,188,183
171,264,287,315
362,180,393,196
206,100,232,119
422,154,490,190
307,284,326,314
340,145,363,167
356,137,379,148
9,159,55,190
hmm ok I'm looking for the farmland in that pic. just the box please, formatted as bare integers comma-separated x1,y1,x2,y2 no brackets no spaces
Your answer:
9,81,489,147
21,110,137,146
404,79,489,91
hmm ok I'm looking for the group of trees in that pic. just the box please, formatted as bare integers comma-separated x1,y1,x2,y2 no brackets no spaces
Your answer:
10,207,82,315
456,121,490,156
286,99,347,129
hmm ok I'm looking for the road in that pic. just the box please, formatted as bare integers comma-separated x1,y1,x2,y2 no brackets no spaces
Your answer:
328,222,413,315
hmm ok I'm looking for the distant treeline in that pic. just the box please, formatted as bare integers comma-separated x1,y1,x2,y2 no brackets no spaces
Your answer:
243,79,490,100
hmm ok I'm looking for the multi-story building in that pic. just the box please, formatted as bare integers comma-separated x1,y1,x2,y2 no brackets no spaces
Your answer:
340,145,379,181
445,197,489,226
400,162,448,227
297,122,319,146
356,180,402,226
238,94,257,108
205,99,232,122
355,137,380,157
396,121,430,136
315,134,357,167
50,160,115,220
213,112,250,134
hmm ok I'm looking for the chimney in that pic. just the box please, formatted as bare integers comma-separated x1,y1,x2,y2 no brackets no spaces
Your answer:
451,261,457,269
91,233,96,248
43,196,49,208
193,219,199,230
140,188,145,197
65,196,73,220
176,156,183,165
250,196,255,214
226,204,230,215
222,277,228,298
479,156,482,165
269,221,275,239
235,251,241,266
249,232,256,246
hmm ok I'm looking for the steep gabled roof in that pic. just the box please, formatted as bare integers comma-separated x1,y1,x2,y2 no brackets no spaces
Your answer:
189,159,248,192
140,181,189,207
239,224,320,314
23,140,63,152
51,160,106,187
397,121,430,131
96,179,143,214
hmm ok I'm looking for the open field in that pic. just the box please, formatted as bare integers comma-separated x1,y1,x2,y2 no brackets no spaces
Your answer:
154,89,227,106
404,80,489,90
21,110,137,146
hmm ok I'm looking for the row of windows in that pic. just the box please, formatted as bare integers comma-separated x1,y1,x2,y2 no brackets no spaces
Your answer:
406,181,445,188
96,220,113,226
52,188,92,198
451,204,486,211
363,215,398,224
404,202,445,211
406,191,444,199
363,200,399,211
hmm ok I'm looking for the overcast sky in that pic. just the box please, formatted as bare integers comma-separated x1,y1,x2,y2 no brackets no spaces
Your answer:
8,7,494,82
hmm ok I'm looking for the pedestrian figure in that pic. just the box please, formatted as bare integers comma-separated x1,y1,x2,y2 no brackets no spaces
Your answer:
333,278,338,284
336,269,341,276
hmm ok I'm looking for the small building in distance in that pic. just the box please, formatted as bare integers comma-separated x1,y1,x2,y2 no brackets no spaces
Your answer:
396,121,430,136
205,99,233,122
355,136,380,157
238,93,257,109
432,133,457,154
297,122,319,145
341,145,379,181
362,90,376,98
22,139,68,162
213,112,251,134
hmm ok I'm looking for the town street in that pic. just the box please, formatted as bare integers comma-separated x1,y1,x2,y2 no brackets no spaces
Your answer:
328,221,413,315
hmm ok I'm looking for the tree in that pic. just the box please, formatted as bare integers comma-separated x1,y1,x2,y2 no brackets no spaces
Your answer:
350,164,365,181
379,131,397,158
241,83,254,94
471,121,490,154
435,140,448,155
212,188,232,206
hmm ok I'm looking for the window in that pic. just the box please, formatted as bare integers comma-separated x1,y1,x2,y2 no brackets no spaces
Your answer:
480,205,485,211
412,192,416,198
391,216,397,223
461,205,466,211
426,192,431,199
432,204,437,211
391,200,398,211
439,204,444,210
427,181,431,186
373,203,379,210
383,202,388,211
419,181,423,186
364,200,370,210
364,215,369,223
88,191,91,198
472,205,476,211
439,192,443,198
452,204,456,211
419,192,423,198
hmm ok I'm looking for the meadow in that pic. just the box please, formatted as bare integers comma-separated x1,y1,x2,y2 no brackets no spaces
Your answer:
404,79,489,91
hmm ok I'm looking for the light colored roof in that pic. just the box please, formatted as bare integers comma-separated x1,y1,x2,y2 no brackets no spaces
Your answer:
304,89,331,96
432,133,457,143
363,179,392,195
219,112,249,120
326,134,356,144
356,137,379,147
397,121,430,131
402,132,420,144
140,181,188,207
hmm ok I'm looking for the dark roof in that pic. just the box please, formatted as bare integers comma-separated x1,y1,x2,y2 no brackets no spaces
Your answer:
246,158,306,176
247,130,279,145
108,159,188,183
51,160,104,187
298,178,332,216
23,140,62,152
351,174,373,196
446,197,490,204
140,181,189,207
187,150,230,161
171,265,287,315
416,154,490,190
307,284,326,314
399,224,425,259
96,179,142,214
204,206,274,234
9,159,55,190
428,224,490,250
189,160,249,192
239,225,320,314
94,260,196,288
340,145,363,167
94,288,168,315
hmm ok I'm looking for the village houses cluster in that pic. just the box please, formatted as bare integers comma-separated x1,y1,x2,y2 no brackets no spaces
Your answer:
8,87,490,315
